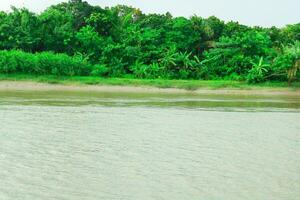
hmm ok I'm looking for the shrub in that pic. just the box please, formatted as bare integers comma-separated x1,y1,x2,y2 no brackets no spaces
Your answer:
201,30,273,80
272,41,300,84
130,61,162,79
0,50,92,76
246,57,270,83
91,64,109,77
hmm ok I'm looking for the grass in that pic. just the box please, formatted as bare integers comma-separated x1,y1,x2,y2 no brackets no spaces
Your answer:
0,73,299,91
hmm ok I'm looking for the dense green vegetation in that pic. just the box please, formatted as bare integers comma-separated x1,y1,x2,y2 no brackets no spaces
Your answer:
0,50,91,76
0,0,299,84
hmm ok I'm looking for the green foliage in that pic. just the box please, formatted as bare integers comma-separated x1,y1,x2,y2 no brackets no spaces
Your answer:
38,7,74,53
247,57,270,83
273,41,300,84
0,50,92,76
201,30,273,80
0,7,41,51
282,24,300,43
0,0,299,85
75,25,104,62
91,64,109,77
130,61,162,79
158,48,201,79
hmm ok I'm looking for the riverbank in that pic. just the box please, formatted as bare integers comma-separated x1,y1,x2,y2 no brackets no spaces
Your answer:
0,74,299,96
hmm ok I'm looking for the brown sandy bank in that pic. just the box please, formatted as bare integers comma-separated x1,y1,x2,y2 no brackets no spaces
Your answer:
0,81,299,96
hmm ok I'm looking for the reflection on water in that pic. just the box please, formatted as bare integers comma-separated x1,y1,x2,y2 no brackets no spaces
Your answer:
0,91,299,200
0,90,300,111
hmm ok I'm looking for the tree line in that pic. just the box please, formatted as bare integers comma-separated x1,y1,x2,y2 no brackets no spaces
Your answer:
0,0,299,84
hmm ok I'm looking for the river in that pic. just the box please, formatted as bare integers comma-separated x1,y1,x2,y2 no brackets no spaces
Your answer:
0,90,299,200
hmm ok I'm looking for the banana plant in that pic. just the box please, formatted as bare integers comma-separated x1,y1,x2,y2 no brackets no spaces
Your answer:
159,47,177,69
250,57,269,76
247,57,270,83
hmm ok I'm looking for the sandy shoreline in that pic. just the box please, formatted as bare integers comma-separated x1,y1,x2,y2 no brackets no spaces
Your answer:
0,81,299,96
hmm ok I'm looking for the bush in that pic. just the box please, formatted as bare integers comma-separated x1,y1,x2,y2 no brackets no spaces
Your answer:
273,41,300,84
0,50,92,76
159,49,201,79
246,57,270,83
201,30,273,80
130,61,162,79
91,64,109,77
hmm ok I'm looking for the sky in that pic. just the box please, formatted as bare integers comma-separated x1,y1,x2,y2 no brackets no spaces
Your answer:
0,0,299,27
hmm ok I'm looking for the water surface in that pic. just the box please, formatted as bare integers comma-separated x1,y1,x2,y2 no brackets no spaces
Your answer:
0,91,299,200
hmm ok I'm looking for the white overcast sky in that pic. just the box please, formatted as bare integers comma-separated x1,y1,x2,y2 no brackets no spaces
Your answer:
0,0,299,27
